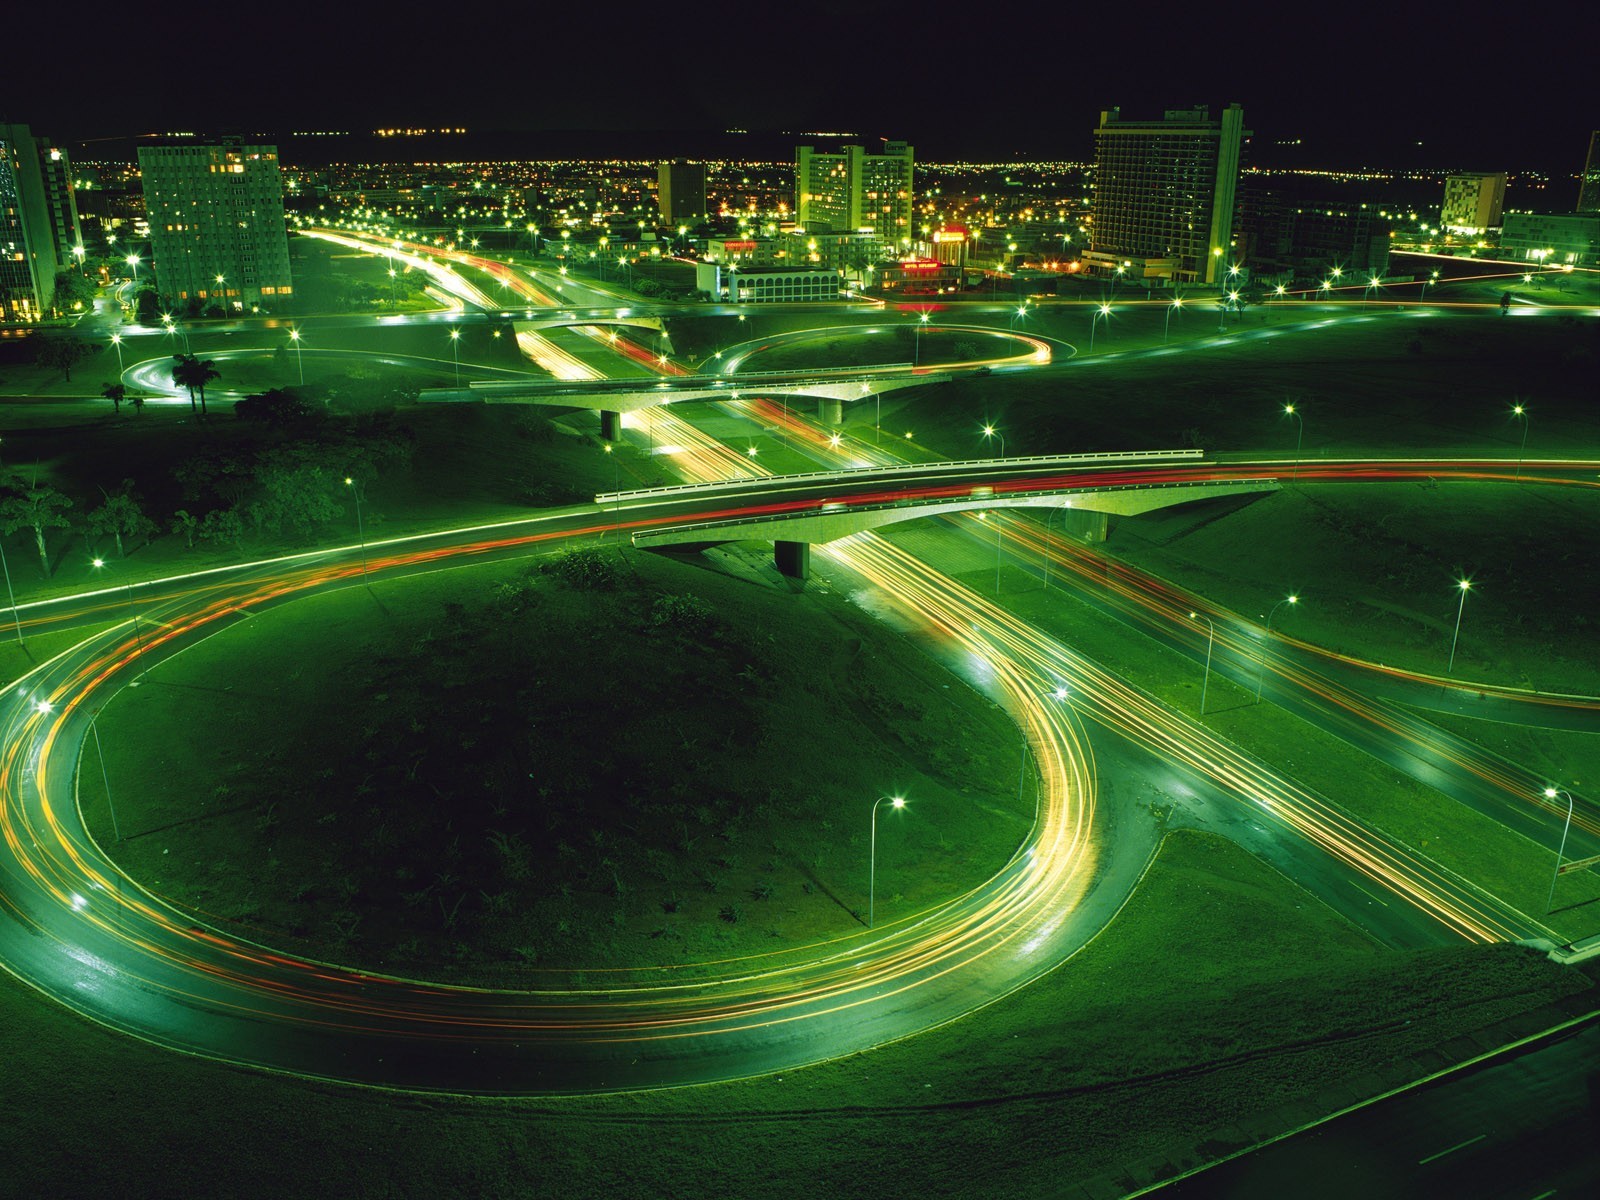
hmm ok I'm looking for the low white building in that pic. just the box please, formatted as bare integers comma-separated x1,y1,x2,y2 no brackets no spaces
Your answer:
695,262,842,303
1500,211,1600,266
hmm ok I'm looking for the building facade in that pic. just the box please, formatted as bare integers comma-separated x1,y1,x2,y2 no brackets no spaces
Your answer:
1440,173,1506,234
1087,105,1248,285
138,140,293,310
1500,211,1600,266
794,141,914,246
657,160,706,227
0,123,82,323
1579,131,1600,212
695,262,840,303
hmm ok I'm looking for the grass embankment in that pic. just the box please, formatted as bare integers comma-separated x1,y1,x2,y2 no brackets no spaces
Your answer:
84,548,1031,980
1099,482,1600,695
289,235,437,314
885,521,1600,938
3,830,1587,1197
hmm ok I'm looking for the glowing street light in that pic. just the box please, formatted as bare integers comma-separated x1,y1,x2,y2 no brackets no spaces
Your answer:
1256,594,1299,701
868,795,907,928
449,327,462,386
125,253,140,282
981,423,1005,459
109,332,124,375
344,478,368,580
1447,578,1472,673
288,327,305,384
1283,403,1304,481
1165,295,1184,343
913,311,930,367
1088,302,1112,352
1544,787,1576,913
1511,403,1530,481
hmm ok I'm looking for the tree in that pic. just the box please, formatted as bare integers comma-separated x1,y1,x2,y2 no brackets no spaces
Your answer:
129,392,145,416
101,382,126,414
52,269,97,315
86,481,156,558
35,336,93,382
199,507,245,549
171,354,221,418
234,387,321,429
170,509,200,549
0,481,73,577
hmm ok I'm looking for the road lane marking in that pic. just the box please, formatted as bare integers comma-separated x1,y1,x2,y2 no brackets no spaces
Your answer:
1418,1132,1486,1165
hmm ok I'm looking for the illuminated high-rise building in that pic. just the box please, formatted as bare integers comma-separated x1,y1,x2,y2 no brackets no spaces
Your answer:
657,160,706,226
795,141,914,248
1440,173,1505,233
0,123,82,323
1086,105,1248,285
138,139,292,311
1579,131,1600,212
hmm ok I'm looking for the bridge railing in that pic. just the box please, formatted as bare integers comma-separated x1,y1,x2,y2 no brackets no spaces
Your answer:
630,476,1274,541
597,449,1206,505
465,364,932,394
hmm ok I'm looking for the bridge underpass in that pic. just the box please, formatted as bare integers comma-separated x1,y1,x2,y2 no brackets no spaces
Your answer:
420,368,955,440
630,476,1280,580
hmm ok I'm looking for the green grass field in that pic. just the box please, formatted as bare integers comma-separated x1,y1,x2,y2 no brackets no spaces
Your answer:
0,829,1585,1198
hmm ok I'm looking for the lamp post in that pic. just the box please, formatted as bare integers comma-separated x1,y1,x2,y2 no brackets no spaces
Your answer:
869,795,906,928
1043,501,1070,590
449,327,461,386
1544,787,1575,913
1088,303,1111,352
125,253,140,284
1511,403,1529,482
982,423,1005,459
91,557,147,682
1190,611,1216,716
90,715,121,842
1447,578,1472,673
913,311,929,367
1165,296,1183,343
288,327,305,385
1283,403,1304,481
1256,594,1298,701
109,333,124,376
344,478,368,580
0,538,22,644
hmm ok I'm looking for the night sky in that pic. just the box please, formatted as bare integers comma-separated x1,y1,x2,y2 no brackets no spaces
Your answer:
14,1,1592,172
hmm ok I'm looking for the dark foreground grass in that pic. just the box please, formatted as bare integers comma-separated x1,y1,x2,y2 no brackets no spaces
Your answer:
1,830,1587,1199
84,549,1031,980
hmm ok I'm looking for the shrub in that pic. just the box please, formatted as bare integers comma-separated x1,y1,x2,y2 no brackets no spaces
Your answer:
542,548,621,591
649,592,714,635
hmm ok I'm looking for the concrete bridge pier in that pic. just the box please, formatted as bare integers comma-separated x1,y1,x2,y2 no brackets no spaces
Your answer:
774,540,810,580
817,397,843,426
599,409,622,441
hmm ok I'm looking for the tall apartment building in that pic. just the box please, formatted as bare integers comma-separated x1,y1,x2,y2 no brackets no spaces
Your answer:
137,140,292,310
1440,172,1506,233
657,160,706,226
0,123,82,322
1086,105,1248,285
1579,131,1600,212
794,141,914,247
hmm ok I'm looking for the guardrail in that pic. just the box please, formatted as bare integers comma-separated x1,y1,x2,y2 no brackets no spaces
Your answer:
596,449,1207,505
466,365,928,393
630,476,1274,540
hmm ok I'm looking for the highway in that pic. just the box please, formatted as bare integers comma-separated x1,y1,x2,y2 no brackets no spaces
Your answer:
0,234,1593,1105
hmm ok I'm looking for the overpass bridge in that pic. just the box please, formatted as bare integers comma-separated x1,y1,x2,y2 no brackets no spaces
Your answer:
420,366,955,438
618,450,1279,579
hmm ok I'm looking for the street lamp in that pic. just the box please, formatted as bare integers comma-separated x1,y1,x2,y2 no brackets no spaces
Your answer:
1043,501,1071,590
1511,403,1529,482
1256,594,1298,701
1544,787,1575,913
0,536,21,644
913,311,930,367
1165,296,1184,343
449,327,462,386
869,795,906,928
288,327,305,384
1190,611,1216,716
1447,578,1472,673
125,253,140,283
1283,403,1304,481
109,333,124,376
91,557,147,682
982,423,1005,459
1088,302,1111,352
344,478,368,580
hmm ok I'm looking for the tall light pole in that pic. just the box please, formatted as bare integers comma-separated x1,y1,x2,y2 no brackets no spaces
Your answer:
1089,302,1111,352
1164,296,1183,343
90,714,121,842
1190,611,1216,716
92,557,146,682
449,327,462,386
288,327,304,385
1043,501,1070,590
1511,403,1529,482
1256,594,1298,701
1283,403,1304,481
913,311,929,367
1544,787,1575,913
982,423,1005,459
0,538,22,645
1447,578,1472,673
125,253,140,284
109,333,124,376
344,478,368,580
869,795,906,928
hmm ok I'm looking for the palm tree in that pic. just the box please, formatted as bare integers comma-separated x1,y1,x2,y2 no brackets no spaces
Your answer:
171,354,221,418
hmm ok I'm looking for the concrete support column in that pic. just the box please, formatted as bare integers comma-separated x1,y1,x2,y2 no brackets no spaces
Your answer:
774,540,810,580
818,397,843,426
1062,508,1111,543
599,409,622,441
